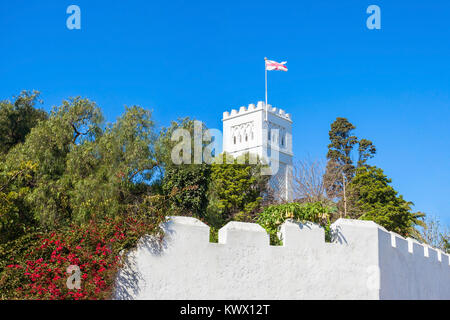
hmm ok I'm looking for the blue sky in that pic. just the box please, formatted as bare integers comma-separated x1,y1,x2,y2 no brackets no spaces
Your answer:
1,1,449,224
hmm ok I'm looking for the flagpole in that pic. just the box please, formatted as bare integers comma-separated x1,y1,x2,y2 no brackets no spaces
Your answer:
264,57,268,121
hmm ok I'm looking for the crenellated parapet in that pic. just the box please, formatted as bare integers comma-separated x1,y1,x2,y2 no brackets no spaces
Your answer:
333,218,449,265
223,101,292,122
114,216,450,300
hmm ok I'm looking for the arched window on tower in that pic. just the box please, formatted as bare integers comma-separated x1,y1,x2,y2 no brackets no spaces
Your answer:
245,134,248,142
268,129,271,141
233,136,236,144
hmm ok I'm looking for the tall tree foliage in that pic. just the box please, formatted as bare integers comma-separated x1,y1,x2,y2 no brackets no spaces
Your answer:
0,161,37,243
156,118,211,218
322,117,428,240
162,165,211,218
325,117,376,182
0,90,47,156
207,152,269,226
3,96,158,230
324,117,376,213
64,105,158,224
348,166,425,239
326,117,359,181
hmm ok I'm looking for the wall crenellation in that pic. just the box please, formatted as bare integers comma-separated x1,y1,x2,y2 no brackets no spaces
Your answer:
385,229,448,265
222,101,292,121
114,216,450,299
210,217,450,267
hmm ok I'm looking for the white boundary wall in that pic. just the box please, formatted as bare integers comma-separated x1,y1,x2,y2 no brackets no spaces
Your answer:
113,216,450,300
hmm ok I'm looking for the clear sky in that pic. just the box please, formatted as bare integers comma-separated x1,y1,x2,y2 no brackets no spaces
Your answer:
1,1,449,224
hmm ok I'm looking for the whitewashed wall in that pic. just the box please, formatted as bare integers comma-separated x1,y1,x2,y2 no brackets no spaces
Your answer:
113,216,450,300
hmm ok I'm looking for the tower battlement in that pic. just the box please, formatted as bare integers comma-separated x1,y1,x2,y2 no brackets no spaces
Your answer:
222,101,292,122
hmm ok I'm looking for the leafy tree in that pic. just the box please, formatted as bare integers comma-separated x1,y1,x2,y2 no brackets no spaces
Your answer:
0,161,38,243
0,90,47,156
65,105,158,224
156,118,211,218
4,97,159,229
357,138,377,167
323,117,376,216
348,166,425,239
162,165,211,218
326,117,358,181
325,117,376,181
207,152,269,226
4,97,104,226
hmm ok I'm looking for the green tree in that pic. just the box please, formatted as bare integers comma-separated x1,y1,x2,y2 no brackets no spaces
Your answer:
4,97,104,226
325,117,376,182
0,90,47,156
357,138,377,167
207,152,269,227
0,161,38,243
4,97,159,229
348,166,425,239
162,165,211,218
156,118,211,218
323,117,376,217
65,105,158,224
326,117,358,181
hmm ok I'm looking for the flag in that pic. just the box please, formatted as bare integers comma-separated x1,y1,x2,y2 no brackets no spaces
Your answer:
265,59,288,71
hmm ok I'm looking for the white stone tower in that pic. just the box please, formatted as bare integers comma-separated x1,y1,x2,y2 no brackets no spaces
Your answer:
222,101,293,201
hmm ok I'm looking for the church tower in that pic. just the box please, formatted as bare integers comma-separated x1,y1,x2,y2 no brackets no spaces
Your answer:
222,101,293,201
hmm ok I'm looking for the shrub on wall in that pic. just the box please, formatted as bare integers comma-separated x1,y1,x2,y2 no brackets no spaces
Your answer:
257,202,334,245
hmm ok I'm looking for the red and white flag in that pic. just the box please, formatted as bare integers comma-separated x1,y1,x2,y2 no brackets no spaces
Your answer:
265,59,288,71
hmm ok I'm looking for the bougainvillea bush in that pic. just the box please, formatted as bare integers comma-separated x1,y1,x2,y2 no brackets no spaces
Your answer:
0,212,165,300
